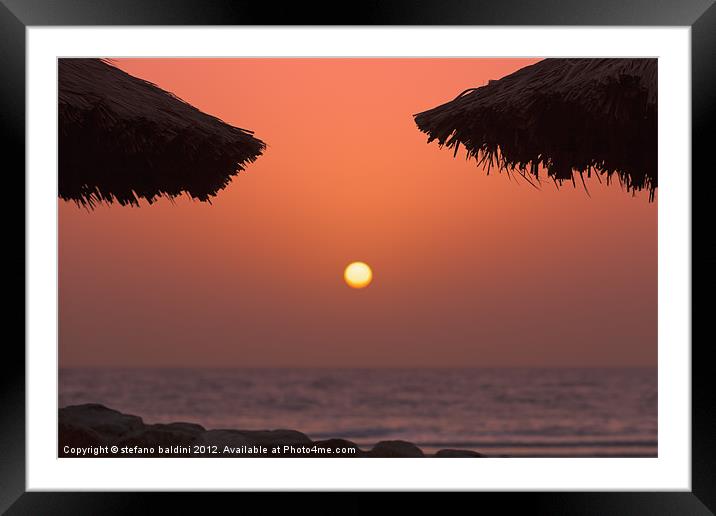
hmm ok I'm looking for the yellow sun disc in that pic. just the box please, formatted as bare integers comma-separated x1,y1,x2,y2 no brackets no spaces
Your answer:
344,262,372,289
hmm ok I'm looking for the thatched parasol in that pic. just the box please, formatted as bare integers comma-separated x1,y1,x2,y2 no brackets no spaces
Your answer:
59,59,266,207
414,59,657,200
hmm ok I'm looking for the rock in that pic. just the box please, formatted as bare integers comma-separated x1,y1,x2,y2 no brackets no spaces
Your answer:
240,429,313,448
200,429,312,449
313,439,364,457
160,422,206,433
58,422,104,452
368,440,424,458
199,430,253,447
59,404,144,441
57,404,486,458
434,449,485,458
118,423,204,448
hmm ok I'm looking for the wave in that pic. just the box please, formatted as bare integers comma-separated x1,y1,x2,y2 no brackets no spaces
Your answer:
414,440,657,449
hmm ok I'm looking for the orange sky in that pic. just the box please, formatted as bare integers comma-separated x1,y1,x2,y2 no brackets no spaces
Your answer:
59,58,657,368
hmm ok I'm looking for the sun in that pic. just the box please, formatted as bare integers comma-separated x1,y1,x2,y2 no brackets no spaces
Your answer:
344,262,373,289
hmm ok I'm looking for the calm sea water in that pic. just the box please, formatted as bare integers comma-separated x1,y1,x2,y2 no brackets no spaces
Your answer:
59,368,657,457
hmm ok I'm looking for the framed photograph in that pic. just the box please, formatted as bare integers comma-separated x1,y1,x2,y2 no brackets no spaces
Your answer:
5,0,712,512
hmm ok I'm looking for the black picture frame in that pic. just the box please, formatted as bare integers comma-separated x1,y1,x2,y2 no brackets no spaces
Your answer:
3,0,713,513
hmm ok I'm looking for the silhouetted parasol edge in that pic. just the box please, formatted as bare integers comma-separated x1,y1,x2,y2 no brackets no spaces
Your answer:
59,58,266,207
414,58,657,200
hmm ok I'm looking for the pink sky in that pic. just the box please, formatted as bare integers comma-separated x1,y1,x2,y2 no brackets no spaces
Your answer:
59,58,657,368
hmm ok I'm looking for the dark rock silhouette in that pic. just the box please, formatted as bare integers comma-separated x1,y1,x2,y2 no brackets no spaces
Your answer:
414,58,657,200
59,404,485,458
435,449,485,458
60,403,143,439
119,422,205,448
313,439,365,457
200,428,313,448
366,440,425,458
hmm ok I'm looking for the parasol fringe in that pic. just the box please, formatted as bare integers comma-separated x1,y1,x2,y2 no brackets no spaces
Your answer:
414,58,657,200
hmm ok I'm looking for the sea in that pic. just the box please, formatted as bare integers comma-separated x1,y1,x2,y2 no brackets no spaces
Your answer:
59,367,657,457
